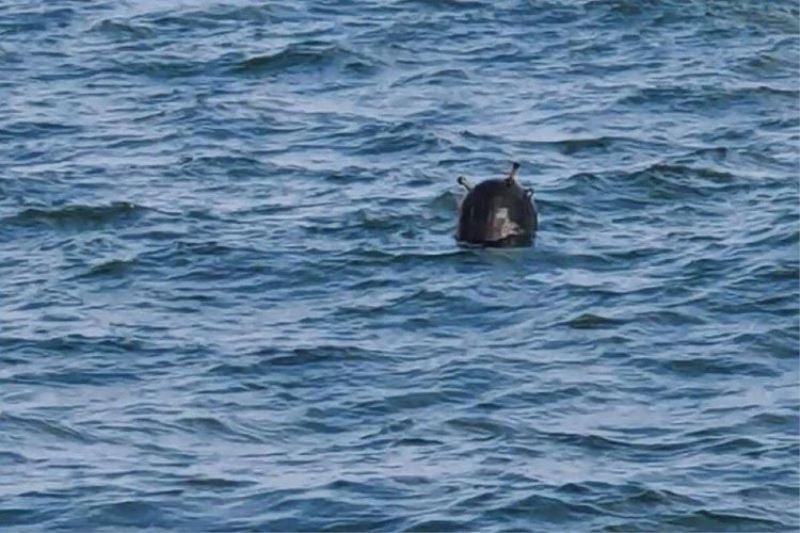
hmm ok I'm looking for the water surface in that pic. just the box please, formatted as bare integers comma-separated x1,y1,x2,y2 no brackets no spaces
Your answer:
1,0,798,530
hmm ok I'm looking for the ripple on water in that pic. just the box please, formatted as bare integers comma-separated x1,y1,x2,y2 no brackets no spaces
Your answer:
3,202,145,231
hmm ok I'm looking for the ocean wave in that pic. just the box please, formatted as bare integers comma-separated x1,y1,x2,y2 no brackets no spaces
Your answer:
235,42,380,76
4,202,145,230
89,19,155,40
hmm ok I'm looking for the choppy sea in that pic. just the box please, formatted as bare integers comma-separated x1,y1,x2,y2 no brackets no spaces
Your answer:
1,0,798,530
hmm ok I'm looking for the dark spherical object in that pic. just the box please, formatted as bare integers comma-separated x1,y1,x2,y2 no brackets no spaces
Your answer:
456,162,538,247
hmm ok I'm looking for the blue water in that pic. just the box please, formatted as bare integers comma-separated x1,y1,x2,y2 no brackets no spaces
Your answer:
1,0,798,531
